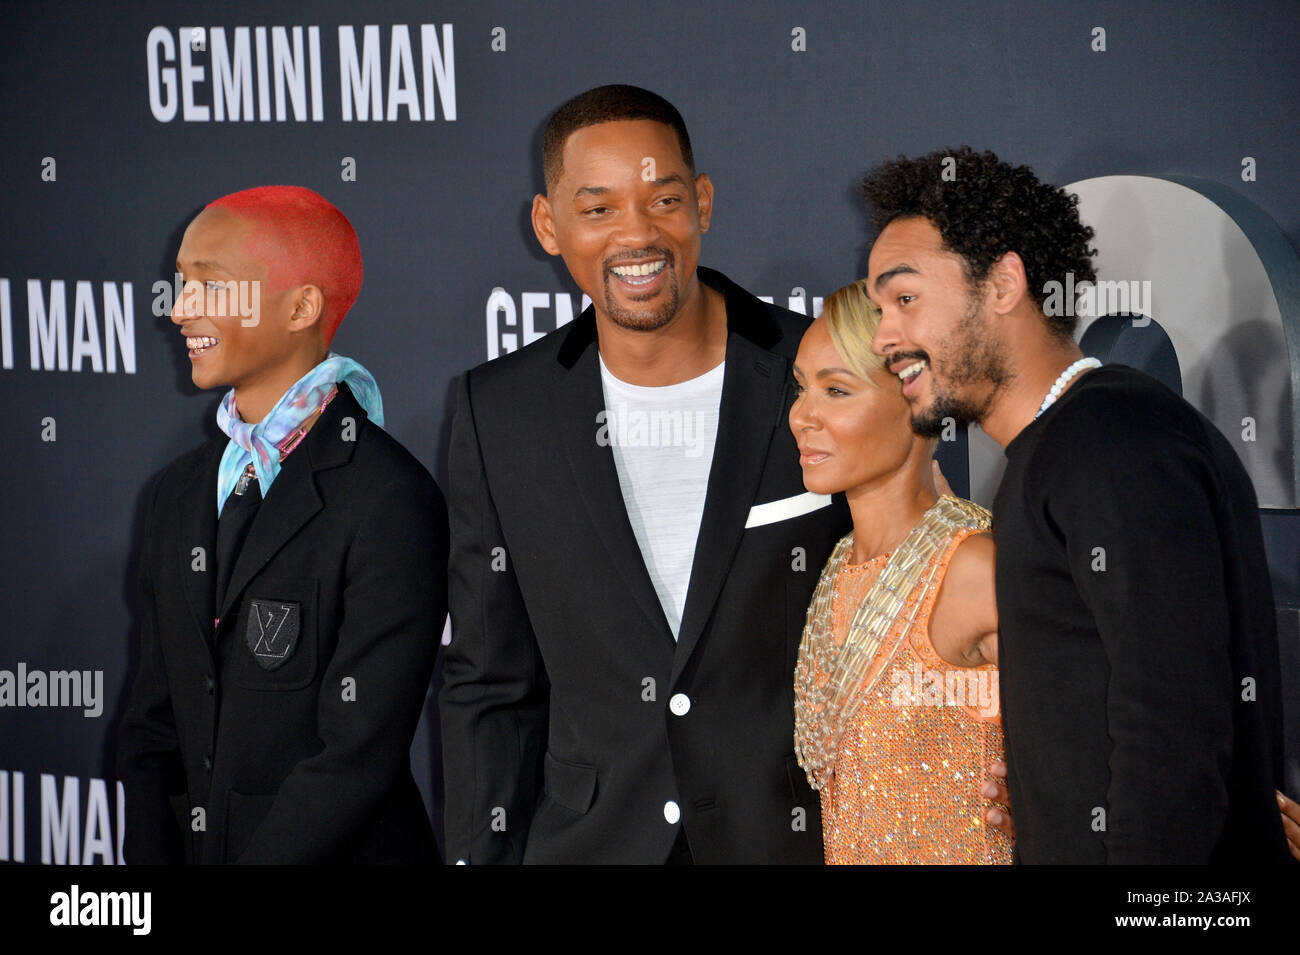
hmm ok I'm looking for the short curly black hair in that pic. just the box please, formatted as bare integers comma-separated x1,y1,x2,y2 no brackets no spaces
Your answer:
543,85,695,192
859,146,1097,339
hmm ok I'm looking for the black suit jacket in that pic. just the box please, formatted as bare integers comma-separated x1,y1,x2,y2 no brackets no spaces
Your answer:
117,382,448,864
440,268,851,864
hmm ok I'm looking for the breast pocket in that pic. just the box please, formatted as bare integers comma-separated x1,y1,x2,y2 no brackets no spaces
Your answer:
229,576,318,691
542,752,598,815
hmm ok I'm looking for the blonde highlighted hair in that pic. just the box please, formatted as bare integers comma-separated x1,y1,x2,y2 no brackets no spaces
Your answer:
820,280,887,387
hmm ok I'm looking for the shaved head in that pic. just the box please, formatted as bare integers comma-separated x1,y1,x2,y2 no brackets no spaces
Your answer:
205,186,363,344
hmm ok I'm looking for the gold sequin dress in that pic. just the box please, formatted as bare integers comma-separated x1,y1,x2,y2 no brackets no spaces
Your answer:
798,504,1012,865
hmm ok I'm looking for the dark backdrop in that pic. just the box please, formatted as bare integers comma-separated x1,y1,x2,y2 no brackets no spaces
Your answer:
1,0,1297,863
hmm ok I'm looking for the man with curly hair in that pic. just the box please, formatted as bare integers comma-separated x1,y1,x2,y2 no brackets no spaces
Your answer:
861,147,1292,864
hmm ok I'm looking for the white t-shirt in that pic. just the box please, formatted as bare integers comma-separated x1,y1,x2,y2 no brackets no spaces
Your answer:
598,354,725,640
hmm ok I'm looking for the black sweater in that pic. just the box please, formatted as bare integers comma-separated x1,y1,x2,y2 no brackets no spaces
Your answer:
993,364,1288,863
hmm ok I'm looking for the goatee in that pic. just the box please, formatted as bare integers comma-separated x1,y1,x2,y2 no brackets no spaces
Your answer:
910,295,1011,436
602,250,679,331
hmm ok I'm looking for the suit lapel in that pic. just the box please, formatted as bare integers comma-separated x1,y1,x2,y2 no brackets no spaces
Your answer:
555,319,676,646
672,332,789,681
176,442,221,643
216,383,359,623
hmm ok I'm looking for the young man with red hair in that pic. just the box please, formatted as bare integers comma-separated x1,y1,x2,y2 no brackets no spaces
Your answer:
117,186,447,864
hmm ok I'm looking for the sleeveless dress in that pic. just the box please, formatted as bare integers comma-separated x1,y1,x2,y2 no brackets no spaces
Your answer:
794,496,1013,865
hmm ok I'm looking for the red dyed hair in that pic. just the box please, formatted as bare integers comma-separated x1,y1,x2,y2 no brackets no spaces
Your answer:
205,185,363,344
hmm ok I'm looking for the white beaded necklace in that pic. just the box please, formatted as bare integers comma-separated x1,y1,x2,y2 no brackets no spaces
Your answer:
1035,357,1101,420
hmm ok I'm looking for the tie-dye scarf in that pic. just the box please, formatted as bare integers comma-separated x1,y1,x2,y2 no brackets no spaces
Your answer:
215,353,383,515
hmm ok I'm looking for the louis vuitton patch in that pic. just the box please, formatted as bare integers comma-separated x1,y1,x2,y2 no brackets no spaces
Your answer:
244,599,300,670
